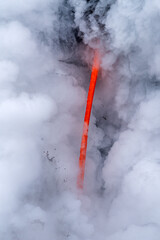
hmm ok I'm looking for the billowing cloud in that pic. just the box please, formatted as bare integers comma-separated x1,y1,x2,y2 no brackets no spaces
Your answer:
1,0,160,239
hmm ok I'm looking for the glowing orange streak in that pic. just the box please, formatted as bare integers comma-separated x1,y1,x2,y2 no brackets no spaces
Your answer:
77,50,100,189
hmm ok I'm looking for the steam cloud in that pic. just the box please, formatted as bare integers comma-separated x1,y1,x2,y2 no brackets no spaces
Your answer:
0,0,160,239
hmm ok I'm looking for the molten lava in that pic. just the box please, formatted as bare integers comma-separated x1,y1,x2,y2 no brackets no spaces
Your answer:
77,50,100,189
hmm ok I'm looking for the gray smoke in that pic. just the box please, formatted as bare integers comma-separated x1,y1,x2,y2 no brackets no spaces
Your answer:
1,0,160,239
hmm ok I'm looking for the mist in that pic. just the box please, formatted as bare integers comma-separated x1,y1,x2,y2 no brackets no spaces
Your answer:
0,0,160,239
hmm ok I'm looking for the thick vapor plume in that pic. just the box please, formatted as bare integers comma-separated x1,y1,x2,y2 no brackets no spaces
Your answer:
1,0,160,239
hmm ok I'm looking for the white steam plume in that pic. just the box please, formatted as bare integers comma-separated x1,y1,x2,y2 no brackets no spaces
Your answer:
1,0,160,240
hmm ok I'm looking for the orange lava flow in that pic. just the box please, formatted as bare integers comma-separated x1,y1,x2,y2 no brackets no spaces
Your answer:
77,50,100,189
